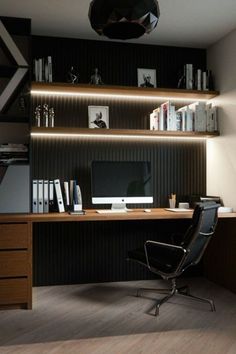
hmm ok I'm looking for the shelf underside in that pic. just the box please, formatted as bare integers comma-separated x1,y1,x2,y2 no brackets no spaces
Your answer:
31,127,219,139
31,82,219,101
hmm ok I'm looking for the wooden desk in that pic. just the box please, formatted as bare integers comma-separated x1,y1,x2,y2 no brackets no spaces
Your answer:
1,208,235,223
0,208,235,310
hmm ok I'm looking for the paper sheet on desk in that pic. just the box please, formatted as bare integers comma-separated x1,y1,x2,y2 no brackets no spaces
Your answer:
165,208,193,212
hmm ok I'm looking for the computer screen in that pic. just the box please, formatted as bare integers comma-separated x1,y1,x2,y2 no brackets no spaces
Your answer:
91,161,153,211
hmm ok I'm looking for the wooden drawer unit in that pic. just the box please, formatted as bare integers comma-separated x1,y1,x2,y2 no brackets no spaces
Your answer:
0,223,29,249
0,251,29,277
0,278,29,307
0,222,32,310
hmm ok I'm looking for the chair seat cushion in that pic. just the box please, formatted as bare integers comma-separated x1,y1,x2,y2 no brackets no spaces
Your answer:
128,246,181,274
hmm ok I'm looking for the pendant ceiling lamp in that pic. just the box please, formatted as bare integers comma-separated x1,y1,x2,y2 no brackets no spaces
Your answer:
88,0,160,40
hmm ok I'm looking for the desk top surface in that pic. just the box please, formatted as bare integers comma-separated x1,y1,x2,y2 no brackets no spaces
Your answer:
0,208,235,223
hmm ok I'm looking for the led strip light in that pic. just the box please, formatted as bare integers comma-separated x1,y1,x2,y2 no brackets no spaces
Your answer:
30,89,210,103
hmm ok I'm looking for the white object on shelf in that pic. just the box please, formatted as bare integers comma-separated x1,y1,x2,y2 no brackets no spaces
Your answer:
218,207,233,213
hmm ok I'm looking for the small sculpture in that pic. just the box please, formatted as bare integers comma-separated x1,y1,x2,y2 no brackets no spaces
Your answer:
67,66,79,84
89,67,103,85
34,105,41,127
49,107,55,127
42,103,49,127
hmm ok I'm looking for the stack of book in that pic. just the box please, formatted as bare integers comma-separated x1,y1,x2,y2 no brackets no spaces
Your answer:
0,144,28,165
149,102,217,132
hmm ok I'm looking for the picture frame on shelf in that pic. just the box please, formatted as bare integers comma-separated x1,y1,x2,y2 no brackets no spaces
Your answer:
137,68,156,88
88,106,109,129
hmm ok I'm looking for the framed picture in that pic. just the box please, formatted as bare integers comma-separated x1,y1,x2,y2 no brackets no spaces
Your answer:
88,106,109,129
137,68,156,88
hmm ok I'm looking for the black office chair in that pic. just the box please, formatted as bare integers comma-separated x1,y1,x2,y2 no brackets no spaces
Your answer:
127,203,220,316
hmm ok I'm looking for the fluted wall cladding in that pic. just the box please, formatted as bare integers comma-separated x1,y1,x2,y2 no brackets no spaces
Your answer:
31,136,206,209
33,218,193,286
31,35,207,286
32,35,206,88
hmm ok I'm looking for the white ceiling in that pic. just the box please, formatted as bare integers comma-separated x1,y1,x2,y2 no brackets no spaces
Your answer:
1,0,236,48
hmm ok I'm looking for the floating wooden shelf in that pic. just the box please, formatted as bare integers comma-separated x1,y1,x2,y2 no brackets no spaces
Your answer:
31,82,219,101
31,127,219,139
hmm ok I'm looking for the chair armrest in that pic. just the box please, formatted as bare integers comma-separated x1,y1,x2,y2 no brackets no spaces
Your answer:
144,240,187,270
145,240,187,251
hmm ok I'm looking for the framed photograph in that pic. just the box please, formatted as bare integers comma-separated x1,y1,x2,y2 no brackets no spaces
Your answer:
137,68,156,88
88,106,109,129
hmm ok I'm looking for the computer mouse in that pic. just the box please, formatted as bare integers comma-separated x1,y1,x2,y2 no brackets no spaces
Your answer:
144,209,151,213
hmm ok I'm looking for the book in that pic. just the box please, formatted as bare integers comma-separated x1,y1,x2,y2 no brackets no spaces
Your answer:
194,102,206,131
160,101,172,131
149,110,159,130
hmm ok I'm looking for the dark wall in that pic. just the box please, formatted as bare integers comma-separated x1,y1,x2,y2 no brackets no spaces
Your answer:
31,35,206,285
32,35,206,88
0,16,31,122
31,136,206,209
34,219,194,286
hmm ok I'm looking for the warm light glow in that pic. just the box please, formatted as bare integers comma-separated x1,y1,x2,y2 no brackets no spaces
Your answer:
30,89,209,102
30,132,208,140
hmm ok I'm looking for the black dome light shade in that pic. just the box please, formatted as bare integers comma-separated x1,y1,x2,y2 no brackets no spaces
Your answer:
88,0,160,40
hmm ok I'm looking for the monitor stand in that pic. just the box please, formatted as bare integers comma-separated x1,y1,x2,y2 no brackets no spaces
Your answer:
96,203,132,214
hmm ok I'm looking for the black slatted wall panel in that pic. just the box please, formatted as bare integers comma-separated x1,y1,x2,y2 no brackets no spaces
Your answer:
31,136,206,209
31,36,207,286
32,36,206,88
32,135,206,286
34,219,193,286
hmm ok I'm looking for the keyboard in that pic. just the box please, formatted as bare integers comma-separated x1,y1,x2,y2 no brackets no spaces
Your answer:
96,209,127,214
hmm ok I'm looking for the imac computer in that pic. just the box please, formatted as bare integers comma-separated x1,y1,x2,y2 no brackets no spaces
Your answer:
91,161,153,213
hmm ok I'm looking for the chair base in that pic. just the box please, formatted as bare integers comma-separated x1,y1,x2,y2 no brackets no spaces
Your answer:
137,279,216,316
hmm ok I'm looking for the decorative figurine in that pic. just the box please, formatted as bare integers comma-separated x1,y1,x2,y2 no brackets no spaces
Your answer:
49,107,55,127
67,66,79,84
42,103,49,127
89,67,103,85
34,105,41,127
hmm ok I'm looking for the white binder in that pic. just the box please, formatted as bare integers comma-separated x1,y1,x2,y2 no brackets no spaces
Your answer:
49,180,54,212
43,180,49,213
54,179,65,213
64,181,70,207
32,179,38,213
38,179,44,213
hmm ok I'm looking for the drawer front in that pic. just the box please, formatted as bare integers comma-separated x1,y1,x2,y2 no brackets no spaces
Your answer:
0,223,29,249
0,251,29,277
0,278,28,305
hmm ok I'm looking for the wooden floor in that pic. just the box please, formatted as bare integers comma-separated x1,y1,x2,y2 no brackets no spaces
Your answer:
0,278,236,354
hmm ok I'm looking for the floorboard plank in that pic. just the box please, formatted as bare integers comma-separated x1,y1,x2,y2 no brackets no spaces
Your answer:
0,278,236,354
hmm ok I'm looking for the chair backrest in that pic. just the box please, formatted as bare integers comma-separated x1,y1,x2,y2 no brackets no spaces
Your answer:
180,202,220,271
